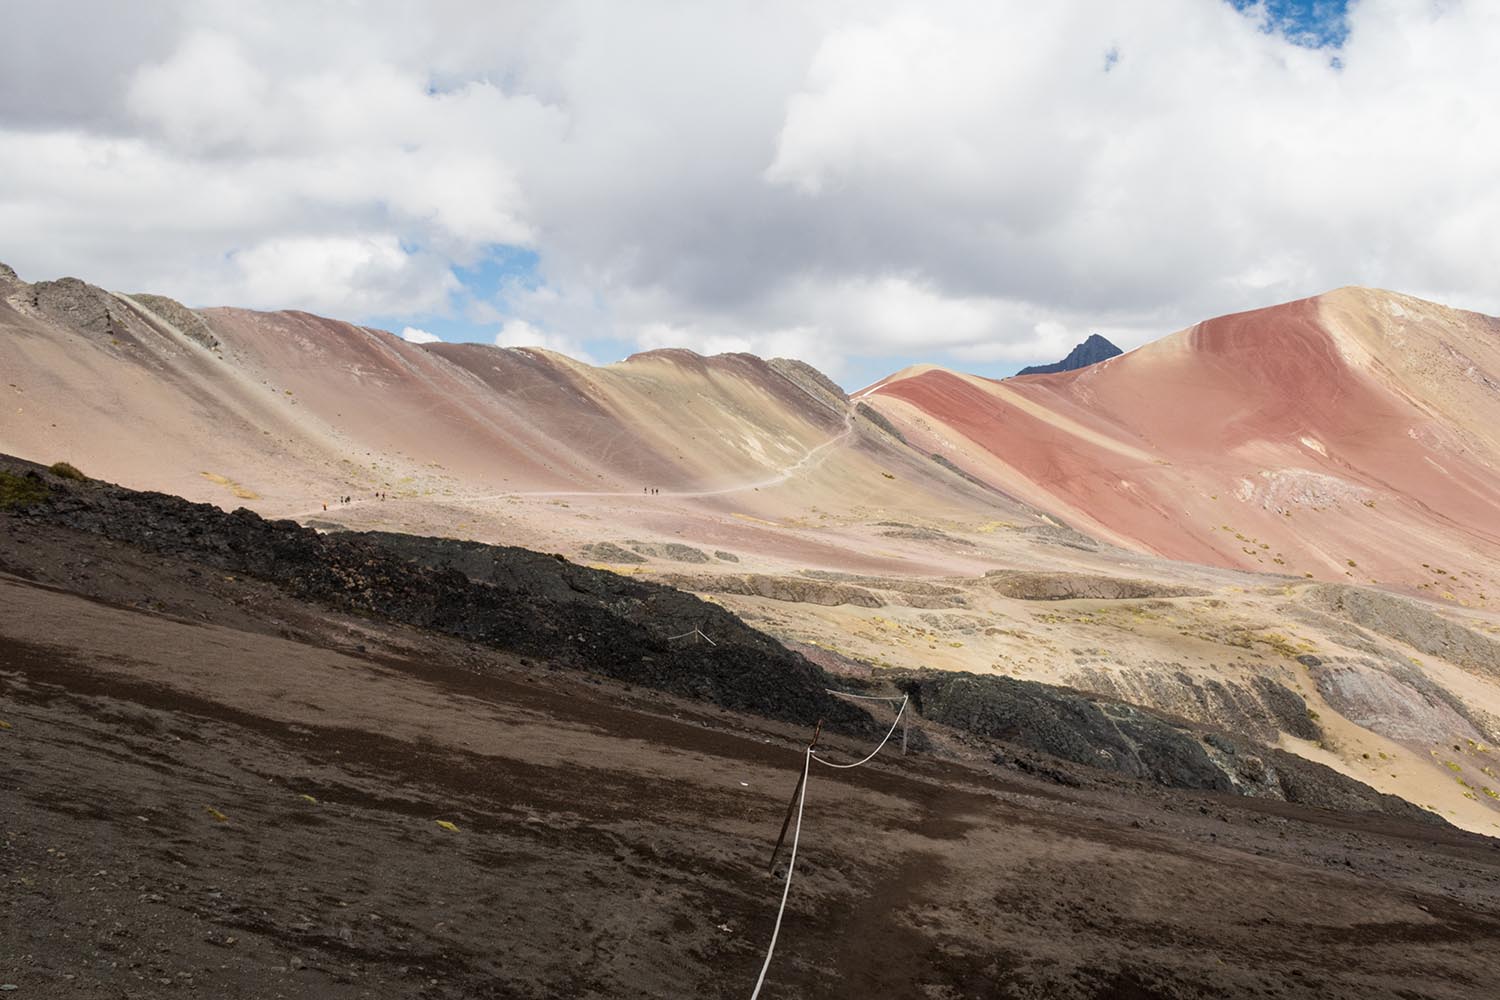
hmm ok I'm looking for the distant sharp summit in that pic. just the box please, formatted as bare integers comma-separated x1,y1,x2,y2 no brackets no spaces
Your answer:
1015,333,1122,376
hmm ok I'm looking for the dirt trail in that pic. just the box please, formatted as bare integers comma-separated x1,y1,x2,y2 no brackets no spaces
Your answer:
5,566,1500,998
286,406,858,519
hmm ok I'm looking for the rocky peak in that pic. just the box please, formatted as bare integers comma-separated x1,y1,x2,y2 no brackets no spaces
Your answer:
31,276,119,335
1015,333,1123,377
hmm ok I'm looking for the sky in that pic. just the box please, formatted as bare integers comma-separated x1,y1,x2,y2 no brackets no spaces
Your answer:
1,0,1497,389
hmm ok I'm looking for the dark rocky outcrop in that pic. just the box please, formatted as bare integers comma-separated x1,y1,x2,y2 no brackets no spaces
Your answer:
0,455,869,733
31,277,121,336
1308,583,1500,681
890,669,1439,824
1015,522,1102,551
624,540,711,563
984,569,1203,601
580,541,647,564
128,293,222,351
581,539,712,564
768,357,847,416
854,401,907,443
1015,333,1122,376
903,669,1234,791
800,569,969,609
655,572,883,608
1066,664,1319,743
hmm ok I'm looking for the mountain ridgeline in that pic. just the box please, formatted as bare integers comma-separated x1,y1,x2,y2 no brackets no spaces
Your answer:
7,263,1500,834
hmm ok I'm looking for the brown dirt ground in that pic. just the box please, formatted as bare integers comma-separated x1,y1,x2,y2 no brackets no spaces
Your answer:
4,530,1500,998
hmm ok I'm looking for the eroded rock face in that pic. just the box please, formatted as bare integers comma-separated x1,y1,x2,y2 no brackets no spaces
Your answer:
581,541,647,564
768,356,847,414
32,277,118,335
659,572,883,608
1014,523,1101,551
1067,665,1318,743
1310,657,1493,744
129,293,221,351
895,668,1437,823
984,570,1205,601
905,669,1233,790
877,524,976,547
625,540,711,563
1309,584,1500,680
799,569,968,609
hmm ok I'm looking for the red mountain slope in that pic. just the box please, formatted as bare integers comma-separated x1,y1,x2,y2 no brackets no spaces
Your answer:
864,288,1500,595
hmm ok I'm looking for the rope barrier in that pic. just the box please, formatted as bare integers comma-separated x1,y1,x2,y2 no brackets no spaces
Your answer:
824,689,904,702
811,696,907,769
749,747,811,1000
665,628,718,645
749,694,910,996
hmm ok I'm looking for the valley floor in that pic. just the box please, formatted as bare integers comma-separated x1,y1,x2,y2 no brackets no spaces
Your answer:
4,569,1500,999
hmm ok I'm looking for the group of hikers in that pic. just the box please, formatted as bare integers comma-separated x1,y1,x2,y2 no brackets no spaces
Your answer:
321,491,390,512
643,486,662,495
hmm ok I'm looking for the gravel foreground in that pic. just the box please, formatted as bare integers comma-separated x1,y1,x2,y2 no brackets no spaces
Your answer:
4,476,1500,997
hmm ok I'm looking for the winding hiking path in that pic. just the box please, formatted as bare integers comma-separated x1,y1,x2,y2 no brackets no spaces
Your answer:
289,405,856,518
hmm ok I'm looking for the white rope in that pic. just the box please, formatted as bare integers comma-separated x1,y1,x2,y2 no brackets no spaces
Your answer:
810,696,908,770
749,697,909,995
665,628,718,645
824,689,904,702
749,747,811,1000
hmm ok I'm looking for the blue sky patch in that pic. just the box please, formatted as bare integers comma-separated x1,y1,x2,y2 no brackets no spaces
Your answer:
369,244,541,343
1228,0,1350,49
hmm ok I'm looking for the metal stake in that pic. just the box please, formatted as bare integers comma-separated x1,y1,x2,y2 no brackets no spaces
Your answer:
767,719,822,874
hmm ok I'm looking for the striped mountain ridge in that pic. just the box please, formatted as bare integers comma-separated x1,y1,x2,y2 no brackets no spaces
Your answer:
4,263,1500,599
861,288,1500,598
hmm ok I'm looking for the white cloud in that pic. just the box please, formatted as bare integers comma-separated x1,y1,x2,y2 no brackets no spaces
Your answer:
494,318,596,365
400,326,441,344
230,235,458,317
1,0,1498,382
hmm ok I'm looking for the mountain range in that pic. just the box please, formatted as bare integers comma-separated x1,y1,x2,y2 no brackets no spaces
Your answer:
5,261,1500,834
